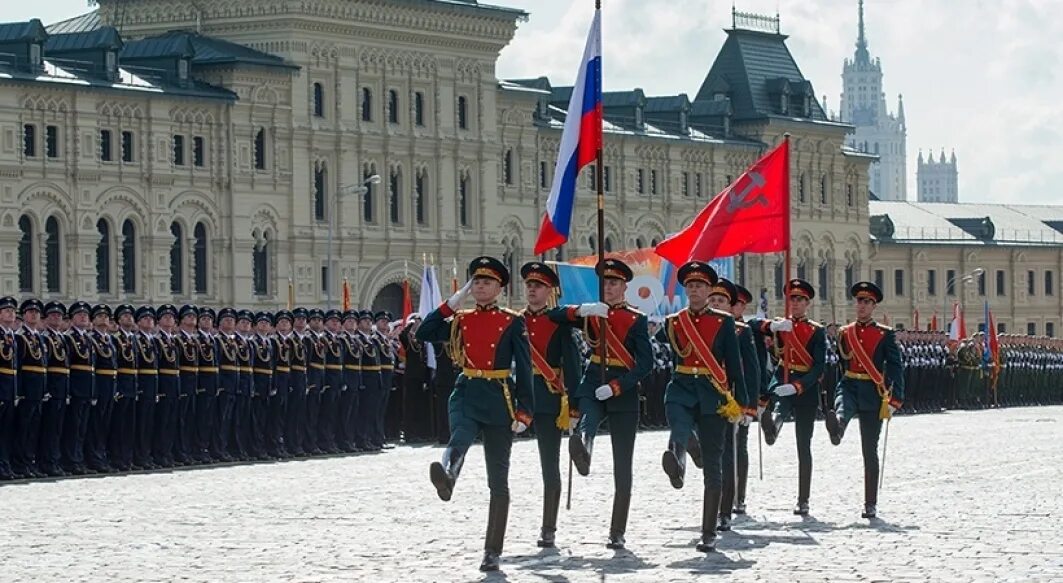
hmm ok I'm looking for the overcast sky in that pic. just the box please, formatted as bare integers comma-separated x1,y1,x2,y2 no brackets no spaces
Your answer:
12,0,1062,204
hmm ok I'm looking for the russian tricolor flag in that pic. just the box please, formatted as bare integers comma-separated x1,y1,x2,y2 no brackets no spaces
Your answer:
533,9,603,255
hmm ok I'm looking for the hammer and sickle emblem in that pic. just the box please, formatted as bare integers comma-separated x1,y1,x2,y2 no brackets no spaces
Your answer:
726,171,769,213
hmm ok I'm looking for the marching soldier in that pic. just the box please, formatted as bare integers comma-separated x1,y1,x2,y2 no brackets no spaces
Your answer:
520,262,581,548
86,304,117,473
417,256,534,571
660,266,749,551
212,308,239,462
39,301,70,477
304,309,327,455
752,279,826,516
357,310,383,451
550,258,652,550
286,307,310,457
13,299,47,479
175,305,200,465
154,304,182,468
399,315,430,441
250,312,275,460
110,304,139,471
62,301,97,475
231,310,256,460
270,310,294,458
134,306,160,470
337,310,362,452
722,282,760,524
824,282,905,518
196,308,219,463
0,297,16,480
319,310,345,454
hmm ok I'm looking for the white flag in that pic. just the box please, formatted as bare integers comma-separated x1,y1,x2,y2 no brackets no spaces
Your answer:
418,264,443,369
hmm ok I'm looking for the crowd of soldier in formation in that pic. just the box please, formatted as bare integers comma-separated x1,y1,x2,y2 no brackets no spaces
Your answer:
0,298,401,481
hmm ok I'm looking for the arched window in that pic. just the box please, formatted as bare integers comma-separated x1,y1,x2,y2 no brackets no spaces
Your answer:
361,88,372,122
388,89,399,124
253,231,270,296
45,216,60,293
254,127,267,170
363,165,376,223
121,219,136,294
18,215,33,293
194,222,208,294
458,171,470,227
96,219,111,294
314,162,327,222
635,236,646,249
605,236,615,253
389,167,401,224
503,149,513,185
799,173,807,203
170,222,184,295
820,175,828,204
414,92,425,126
415,169,427,225
773,261,784,299
457,96,468,129
312,82,325,118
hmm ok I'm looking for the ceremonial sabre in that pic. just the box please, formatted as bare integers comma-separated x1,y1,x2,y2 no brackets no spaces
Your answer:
757,415,763,480
566,428,574,511
879,417,891,490
733,422,739,493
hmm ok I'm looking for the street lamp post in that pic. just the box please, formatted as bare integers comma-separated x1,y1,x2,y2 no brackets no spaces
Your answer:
327,174,381,310
942,267,984,334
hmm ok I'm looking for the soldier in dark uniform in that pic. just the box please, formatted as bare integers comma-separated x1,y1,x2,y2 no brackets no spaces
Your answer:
231,310,255,460
212,308,239,462
133,306,160,470
286,307,310,457
195,307,219,463
721,282,760,525
39,301,70,476
750,279,826,516
824,282,905,519
86,304,117,473
660,266,748,551
417,256,534,571
319,310,345,454
357,310,383,451
109,304,139,471
550,258,653,550
0,296,17,480
154,304,182,468
174,305,200,465
399,315,429,442
303,309,327,455
13,299,47,478
373,311,397,448
520,262,581,548
337,310,362,452
62,301,97,475
250,312,275,460
269,310,293,458
432,338,456,445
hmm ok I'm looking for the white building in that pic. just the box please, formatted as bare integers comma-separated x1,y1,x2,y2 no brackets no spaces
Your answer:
917,149,959,203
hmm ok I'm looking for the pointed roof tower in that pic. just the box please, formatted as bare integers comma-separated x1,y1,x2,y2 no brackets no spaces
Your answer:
855,0,870,65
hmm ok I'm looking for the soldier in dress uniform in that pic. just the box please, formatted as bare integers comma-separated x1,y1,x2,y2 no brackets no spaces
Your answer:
824,281,905,519
336,310,362,452
39,301,70,477
212,308,239,462
231,310,255,460
250,312,275,460
86,304,117,473
303,309,327,455
61,301,97,475
750,278,826,516
357,309,383,451
373,311,397,448
417,256,534,571
399,315,430,441
154,304,182,468
174,304,201,465
195,307,219,463
660,266,749,551
319,310,345,454
109,304,139,471
721,282,761,524
269,310,293,458
0,296,17,480
550,258,652,550
520,262,581,548
13,299,47,478
133,306,160,470
286,307,310,457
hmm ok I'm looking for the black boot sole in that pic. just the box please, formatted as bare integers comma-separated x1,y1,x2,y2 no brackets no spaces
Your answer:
825,411,842,445
760,410,777,445
429,462,453,502
661,450,684,489
696,537,717,552
569,434,590,476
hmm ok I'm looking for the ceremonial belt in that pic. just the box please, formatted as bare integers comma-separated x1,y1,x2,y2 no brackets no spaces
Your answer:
786,363,811,373
253,368,274,376
291,365,307,372
159,369,180,376
47,366,70,375
240,366,253,373
591,318,636,370
362,365,382,371
589,355,627,368
138,369,159,375
379,364,394,370
70,364,95,373
275,366,291,373
529,338,569,429
343,364,362,371
179,366,199,373
844,371,873,381
325,364,343,370
533,366,562,378
675,310,742,422
0,367,15,375
95,369,118,377
675,365,715,376
21,365,47,374
462,368,510,379
842,325,891,420
199,366,219,374
220,365,241,373
118,368,138,375
310,363,326,370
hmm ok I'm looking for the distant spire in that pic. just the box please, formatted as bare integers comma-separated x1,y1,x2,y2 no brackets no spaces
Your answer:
917,149,923,164
950,149,957,163
939,149,946,163
855,0,870,64
897,93,905,122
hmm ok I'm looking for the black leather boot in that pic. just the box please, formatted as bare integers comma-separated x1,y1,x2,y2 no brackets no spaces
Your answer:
793,460,811,515
480,495,510,571
429,447,465,502
661,440,686,489
760,409,778,446
735,457,748,514
537,488,561,548
569,432,593,476
697,487,722,552
606,492,631,549
687,433,703,469
825,410,845,445
862,465,878,519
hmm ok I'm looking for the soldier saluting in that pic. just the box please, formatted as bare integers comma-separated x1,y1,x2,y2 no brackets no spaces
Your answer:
824,281,905,519
417,256,534,572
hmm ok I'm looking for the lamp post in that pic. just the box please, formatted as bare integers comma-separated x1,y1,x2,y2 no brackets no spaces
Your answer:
942,267,984,334
328,174,380,310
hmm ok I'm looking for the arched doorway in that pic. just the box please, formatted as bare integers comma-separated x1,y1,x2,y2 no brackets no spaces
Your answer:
372,282,404,319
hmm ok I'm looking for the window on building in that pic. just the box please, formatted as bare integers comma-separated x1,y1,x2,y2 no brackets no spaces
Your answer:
1047,270,1055,296
504,150,514,186
798,173,806,203
361,88,373,122
459,171,470,226
796,263,807,281
540,161,548,189
650,170,658,195
414,92,425,126
193,222,208,294
193,137,205,167
819,175,828,204
363,166,376,223
774,262,784,299
389,168,401,224
121,219,136,294
604,166,612,192
604,236,615,253
313,82,325,118
253,128,266,170
997,322,1006,334
817,263,829,303
121,130,134,162
946,269,957,295
18,215,33,293
682,172,690,197
587,164,597,191
1047,322,1055,337
99,130,112,162
44,216,60,293
1028,322,1037,336
996,270,1006,297
23,124,36,157
45,125,58,158
1028,270,1036,296
845,264,855,297
874,269,884,292
170,222,183,295
388,90,399,124
173,134,185,166
252,232,269,296
695,173,703,198
637,169,645,194
457,96,468,130
847,183,854,206
977,271,986,296
96,219,111,294
415,170,427,225
313,163,327,222
321,265,329,295
928,269,937,296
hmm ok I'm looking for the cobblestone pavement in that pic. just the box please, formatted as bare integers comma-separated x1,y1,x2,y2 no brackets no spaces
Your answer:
3,406,1063,582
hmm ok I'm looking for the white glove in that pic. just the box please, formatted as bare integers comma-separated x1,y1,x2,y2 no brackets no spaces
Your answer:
566,415,579,432
769,318,793,333
577,302,609,318
511,420,528,434
595,384,613,400
888,404,898,416
773,383,797,397
446,280,474,310
740,414,753,426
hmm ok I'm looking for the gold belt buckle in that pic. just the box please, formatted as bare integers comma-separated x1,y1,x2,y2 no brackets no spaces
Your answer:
473,369,483,378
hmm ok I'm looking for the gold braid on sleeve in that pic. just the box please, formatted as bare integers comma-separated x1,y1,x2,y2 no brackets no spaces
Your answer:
667,318,692,359
582,317,600,350
447,313,465,367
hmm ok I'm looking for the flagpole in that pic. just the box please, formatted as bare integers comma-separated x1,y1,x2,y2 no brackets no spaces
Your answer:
782,133,792,385
594,0,607,390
